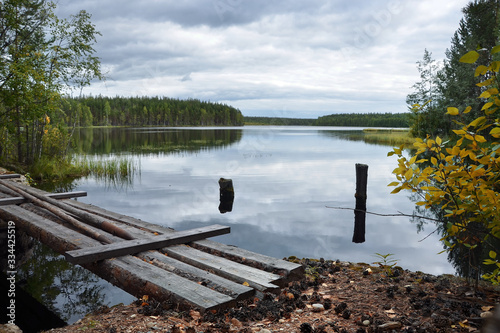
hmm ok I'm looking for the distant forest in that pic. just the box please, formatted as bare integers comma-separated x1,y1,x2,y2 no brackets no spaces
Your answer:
314,113,408,127
58,96,244,127
245,113,409,127
244,116,315,126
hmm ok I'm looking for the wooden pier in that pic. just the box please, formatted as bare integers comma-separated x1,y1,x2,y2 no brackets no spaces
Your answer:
0,175,303,312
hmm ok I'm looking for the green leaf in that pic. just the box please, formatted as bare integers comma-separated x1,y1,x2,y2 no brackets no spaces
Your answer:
490,251,498,260
459,50,480,64
492,45,500,54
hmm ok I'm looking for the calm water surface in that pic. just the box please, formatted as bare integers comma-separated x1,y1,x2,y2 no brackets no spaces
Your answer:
73,126,452,274
19,126,455,325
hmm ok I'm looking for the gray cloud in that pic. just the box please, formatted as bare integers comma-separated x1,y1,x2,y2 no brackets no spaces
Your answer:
55,0,471,117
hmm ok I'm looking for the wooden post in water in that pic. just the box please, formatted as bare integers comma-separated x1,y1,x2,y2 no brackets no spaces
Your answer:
218,178,234,213
353,163,368,243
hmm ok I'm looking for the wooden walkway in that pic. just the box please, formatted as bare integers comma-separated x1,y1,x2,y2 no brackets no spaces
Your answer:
0,175,303,312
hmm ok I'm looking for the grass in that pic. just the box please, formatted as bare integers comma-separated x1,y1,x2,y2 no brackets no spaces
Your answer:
30,156,84,181
72,155,140,186
361,128,414,147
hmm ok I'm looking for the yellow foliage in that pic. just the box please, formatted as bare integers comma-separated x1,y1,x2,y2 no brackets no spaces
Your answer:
388,45,500,284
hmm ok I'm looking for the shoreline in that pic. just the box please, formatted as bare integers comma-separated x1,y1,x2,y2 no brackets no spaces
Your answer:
37,260,500,333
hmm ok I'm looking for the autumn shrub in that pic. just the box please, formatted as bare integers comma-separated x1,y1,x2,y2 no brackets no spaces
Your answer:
388,46,500,284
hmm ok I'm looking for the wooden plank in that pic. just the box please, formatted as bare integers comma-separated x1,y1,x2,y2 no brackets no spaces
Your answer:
191,239,304,281
65,224,230,264
0,191,87,206
108,255,236,311
163,245,283,292
139,251,254,301
0,174,21,179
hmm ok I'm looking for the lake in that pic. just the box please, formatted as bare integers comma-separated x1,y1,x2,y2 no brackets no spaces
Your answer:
19,126,456,324
72,126,451,272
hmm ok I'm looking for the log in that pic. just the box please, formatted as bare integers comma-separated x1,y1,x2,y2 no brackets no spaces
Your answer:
0,180,133,241
0,174,21,179
0,180,113,244
353,163,368,243
0,191,87,206
65,224,231,264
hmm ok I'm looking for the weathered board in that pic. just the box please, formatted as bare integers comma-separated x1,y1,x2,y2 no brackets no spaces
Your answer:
163,245,282,292
192,239,304,279
102,255,236,310
65,224,230,264
138,251,254,301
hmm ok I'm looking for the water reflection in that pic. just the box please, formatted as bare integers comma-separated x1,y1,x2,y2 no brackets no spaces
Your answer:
16,239,134,324
72,127,243,155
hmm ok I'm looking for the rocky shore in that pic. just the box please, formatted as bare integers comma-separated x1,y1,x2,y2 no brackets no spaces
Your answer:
39,259,499,333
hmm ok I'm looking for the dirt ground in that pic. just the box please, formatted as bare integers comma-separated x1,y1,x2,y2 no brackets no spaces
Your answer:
42,259,500,333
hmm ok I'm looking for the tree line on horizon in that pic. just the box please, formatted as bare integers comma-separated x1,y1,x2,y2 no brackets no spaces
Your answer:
59,96,244,127
245,112,409,127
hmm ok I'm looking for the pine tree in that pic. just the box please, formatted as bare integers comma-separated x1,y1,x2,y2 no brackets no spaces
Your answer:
406,49,443,137
436,0,499,125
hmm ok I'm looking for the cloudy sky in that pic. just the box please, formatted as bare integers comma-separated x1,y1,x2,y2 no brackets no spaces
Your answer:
55,0,471,118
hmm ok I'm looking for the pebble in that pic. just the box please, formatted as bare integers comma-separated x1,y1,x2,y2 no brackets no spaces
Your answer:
231,318,243,327
362,320,371,326
481,311,493,318
312,303,325,312
259,329,272,333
